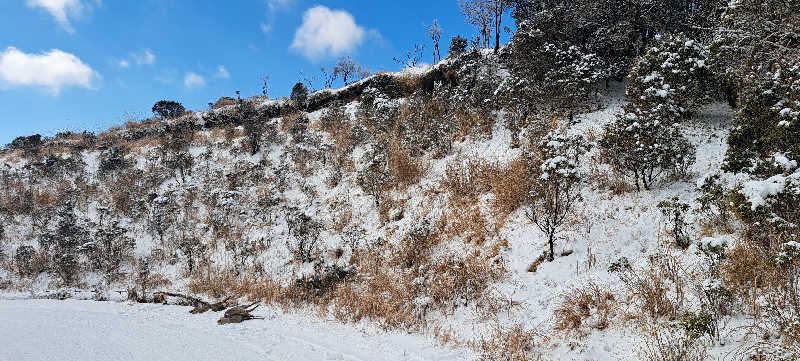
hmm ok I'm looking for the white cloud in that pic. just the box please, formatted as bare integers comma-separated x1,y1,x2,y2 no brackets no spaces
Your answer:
116,49,155,70
290,6,367,60
215,65,230,79
0,47,98,94
132,49,156,66
184,72,206,88
267,0,294,12
26,0,98,33
260,0,293,34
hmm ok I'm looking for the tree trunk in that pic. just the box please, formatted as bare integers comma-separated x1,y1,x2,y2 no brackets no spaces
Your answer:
494,24,500,53
548,232,555,262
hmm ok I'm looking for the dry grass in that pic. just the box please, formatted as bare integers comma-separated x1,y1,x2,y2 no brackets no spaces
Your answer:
587,154,632,195
388,143,426,189
477,325,544,361
486,158,533,226
183,232,507,331
453,108,495,140
526,253,547,273
280,113,306,133
441,200,491,245
554,282,617,335
619,253,688,321
396,73,422,91
439,156,531,232
639,325,709,361
721,229,800,348
441,157,491,200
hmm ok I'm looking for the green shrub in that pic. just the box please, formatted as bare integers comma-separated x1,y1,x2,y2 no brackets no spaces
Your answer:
599,35,706,191
723,61,800,176
681,311,715,340
152,100,186,119
14,245,37,277
290,82,309,108
448,36,468,56
658,197,692,249
628,34,717,118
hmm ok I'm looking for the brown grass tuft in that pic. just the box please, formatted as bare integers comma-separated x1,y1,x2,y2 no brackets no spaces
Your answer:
478,324,544,361
554,282,617,335
388,143,425,189
486,158,533,225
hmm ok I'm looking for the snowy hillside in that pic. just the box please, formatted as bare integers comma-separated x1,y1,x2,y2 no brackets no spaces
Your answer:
2,11,799,359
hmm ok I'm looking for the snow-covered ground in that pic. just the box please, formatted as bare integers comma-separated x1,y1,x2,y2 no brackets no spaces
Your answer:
0,299,472,361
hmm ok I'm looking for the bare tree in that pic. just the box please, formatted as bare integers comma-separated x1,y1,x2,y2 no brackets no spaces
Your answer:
260,75,270,98
428,19,443,63
489,0,510,53
333,56,370,86
524,132,586,261
459,0,493,49
393,44,427,68
333,56,357,85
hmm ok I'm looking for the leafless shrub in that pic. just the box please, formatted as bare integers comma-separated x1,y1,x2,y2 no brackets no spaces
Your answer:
285,209,321,263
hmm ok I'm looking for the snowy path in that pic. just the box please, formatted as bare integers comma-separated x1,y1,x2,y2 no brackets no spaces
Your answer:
0,299,470,361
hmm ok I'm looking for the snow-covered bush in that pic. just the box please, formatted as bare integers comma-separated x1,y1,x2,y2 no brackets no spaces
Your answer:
236,100,264,155
159,126,194,182
438,50,503,111
177,236,205,273
599,34,713,191
98,147,132,177
290,82,309,108
39,202,90,285
723,61,800,176
13,245,38,276
287,115,310,144
696,173,732,229
710,0,800,98
658,197,692,249
680,311,715,340
399,95,453,158
628,34,716,119
503,23,605,119
448,35,468,56
599,93,696,191
7,134,43,156
524,131,586,261
294,264,353,299
34,155,86,179
152,100,185,119
81,220,134,277
225,235,264,275
285,209,321,263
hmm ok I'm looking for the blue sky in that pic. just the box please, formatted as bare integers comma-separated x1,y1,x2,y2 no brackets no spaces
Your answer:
0,0,514,145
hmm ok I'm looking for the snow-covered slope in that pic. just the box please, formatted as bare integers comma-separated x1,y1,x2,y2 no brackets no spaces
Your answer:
0,71,761,360
0,299,471,361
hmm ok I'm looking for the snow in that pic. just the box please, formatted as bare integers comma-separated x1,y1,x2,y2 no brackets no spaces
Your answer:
0,73,771,361
0,299,471,361
773,152,798,171
700,236,730,250
740,174,787,210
